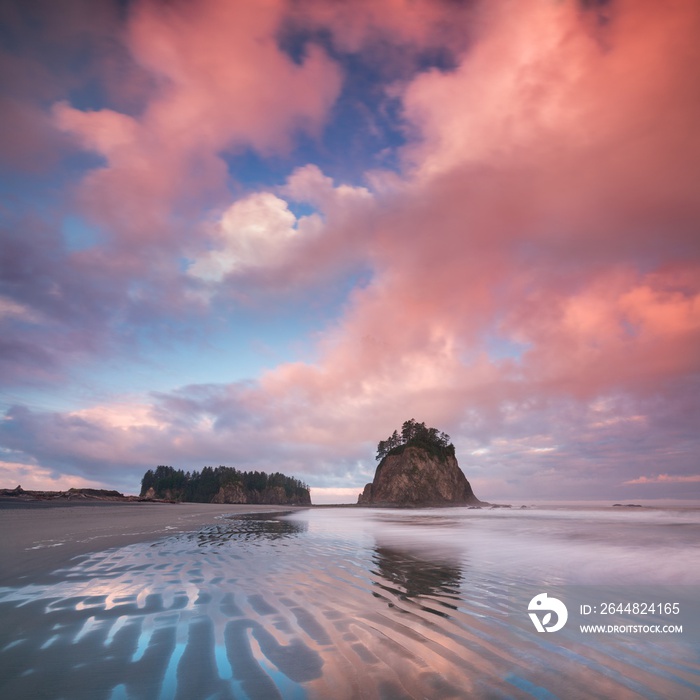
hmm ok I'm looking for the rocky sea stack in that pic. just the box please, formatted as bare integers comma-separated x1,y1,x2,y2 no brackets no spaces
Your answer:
358,419,481,507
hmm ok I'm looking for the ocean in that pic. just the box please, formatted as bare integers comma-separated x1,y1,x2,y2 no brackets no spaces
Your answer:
1,505,699,699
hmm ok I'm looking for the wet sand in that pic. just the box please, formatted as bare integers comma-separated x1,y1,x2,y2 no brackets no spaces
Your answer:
1,506,698,699
0,501,302,586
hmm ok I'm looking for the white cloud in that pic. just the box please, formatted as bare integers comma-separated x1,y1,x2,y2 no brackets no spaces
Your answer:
188,167,373,290
188,192,322,282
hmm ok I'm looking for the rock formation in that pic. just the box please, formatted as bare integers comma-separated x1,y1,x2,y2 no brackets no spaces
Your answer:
210,484,311,506
358,445,480,507
210,483,248,504
140,465,311,505
0,486,154,503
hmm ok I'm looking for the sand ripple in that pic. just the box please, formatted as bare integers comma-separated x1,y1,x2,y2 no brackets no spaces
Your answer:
1,510,698,699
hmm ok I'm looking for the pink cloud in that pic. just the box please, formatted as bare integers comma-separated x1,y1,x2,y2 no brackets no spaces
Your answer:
401,0,700,187
0,461,111,493
286,0,476,55
225,0,700,485
3,1,700,500
129,0,341,155
625,474,700,486
53,0,342,249
503,265,700,398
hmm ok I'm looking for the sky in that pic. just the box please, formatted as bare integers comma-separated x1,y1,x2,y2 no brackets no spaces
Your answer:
1,0,699,504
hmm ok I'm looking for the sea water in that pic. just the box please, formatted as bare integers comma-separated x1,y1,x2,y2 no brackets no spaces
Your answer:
1,506,699,699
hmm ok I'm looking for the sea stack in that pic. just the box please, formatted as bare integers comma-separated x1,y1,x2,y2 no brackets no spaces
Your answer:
358,419,481,507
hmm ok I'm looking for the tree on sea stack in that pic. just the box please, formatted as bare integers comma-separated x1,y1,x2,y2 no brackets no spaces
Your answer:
358,419,481,507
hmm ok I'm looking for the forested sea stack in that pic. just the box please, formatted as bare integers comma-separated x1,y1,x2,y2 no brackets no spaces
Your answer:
140,465,311,505
358,420,481,507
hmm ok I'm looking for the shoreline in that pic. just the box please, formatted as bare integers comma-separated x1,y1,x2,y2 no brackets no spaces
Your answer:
3,497,699,588
0,501,306,587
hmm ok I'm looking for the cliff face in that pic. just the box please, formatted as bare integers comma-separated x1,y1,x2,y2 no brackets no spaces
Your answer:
210,483,248,504
358,446,480,507
211,484,311,506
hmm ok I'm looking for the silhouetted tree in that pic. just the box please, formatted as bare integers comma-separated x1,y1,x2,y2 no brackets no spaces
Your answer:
376,419,455,462
139,464,309,503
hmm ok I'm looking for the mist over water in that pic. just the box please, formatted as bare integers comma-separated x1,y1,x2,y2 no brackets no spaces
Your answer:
1,507,699,699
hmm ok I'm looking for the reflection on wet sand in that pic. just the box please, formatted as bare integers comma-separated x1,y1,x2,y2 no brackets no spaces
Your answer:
0,513,318,700
371,546,463,617
187,511,308,547
1,509,698,699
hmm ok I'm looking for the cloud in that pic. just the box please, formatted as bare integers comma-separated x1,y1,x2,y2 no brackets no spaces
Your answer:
128,0,342,154
233,0,700,495
0,214,126,385
70,402,163,431
187,192,313,282
0,296,42,323
624,474,700,486
3,362,695,500
282,164,373,210
2,0,700,500
401,0,700,187
53,0,342,249
188,165,374,295
285,0,476,56
0,389,373,491
0,0,137,172
1,2,345,384
0,460,110,493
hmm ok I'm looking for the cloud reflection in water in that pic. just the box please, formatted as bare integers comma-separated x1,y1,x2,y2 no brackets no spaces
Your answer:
0,508,698,699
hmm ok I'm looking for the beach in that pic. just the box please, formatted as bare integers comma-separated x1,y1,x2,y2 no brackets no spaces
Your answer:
0,500,299,587
1,504,699,699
